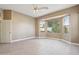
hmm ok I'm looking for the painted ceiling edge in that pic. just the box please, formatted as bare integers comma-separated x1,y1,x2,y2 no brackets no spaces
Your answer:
1,8,35,18
1,4,78,19
36,5,78,19
12,10,35,18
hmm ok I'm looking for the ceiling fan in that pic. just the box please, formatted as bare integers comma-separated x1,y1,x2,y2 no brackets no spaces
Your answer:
32,4,48,17
32,4,48,11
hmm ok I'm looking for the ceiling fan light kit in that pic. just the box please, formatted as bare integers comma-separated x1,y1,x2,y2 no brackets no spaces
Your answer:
32,4,48,17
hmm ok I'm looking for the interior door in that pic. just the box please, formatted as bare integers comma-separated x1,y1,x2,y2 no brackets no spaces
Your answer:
0,20,12,43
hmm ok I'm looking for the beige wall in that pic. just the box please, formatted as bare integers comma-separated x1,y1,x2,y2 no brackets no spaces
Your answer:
0,9,3,20
35,18,39,37
36,5,79,43
12,11,35,40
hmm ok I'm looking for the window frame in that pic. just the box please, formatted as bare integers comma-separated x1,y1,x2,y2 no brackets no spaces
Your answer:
39,20,46,32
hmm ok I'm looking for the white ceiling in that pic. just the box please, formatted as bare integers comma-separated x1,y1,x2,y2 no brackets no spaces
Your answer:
0,4,77,17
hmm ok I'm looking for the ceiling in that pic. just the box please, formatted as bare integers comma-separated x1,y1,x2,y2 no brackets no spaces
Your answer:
0,4,77,17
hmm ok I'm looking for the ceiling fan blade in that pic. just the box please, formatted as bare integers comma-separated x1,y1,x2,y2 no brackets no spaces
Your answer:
32,4,48,10
38,7,48,10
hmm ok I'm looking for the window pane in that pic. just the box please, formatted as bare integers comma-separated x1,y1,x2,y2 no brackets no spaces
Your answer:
47,27,52,32
39,20,45,32
47,19,61,33
64,16,70,33
64,16,70,25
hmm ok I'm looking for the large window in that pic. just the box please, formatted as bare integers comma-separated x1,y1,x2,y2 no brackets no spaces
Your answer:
64,16,70,33
39,16,70,33
47,18,61,33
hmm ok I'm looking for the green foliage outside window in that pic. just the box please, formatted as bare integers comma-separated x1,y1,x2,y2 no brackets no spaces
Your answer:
64,26,69,33
64,16,70,33
48,20,61,33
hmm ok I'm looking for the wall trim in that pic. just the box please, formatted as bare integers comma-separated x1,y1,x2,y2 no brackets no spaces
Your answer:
49,37,79,46
59,39,71,44
11,36,35,43
36,37,48,39
10,36,47,43
59,39,79,46
10,37,79,46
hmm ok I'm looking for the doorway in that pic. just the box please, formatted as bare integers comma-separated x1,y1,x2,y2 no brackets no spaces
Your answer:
0,20,12,43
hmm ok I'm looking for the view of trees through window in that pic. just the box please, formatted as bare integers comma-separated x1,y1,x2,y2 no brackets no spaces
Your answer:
39,20,45,32
47,19,61,33
64,16,70,33
39,15,70,33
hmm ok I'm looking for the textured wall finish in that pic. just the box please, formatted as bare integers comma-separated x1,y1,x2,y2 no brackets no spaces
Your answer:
12,11,35,40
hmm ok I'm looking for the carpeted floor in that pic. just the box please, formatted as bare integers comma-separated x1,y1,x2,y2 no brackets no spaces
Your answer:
0,39,79,55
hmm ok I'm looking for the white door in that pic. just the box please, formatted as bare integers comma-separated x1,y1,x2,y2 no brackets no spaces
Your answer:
0,20,12,43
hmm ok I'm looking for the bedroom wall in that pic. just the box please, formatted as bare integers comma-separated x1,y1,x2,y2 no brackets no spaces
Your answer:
0,9,3,20
35,18,39,37
12,11,35,40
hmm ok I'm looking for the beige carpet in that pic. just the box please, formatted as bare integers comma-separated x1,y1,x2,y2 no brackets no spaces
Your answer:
0,39,79,55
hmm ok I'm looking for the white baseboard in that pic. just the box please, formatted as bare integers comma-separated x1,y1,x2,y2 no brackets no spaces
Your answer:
60,39,79,46
59,39,71,44
49,37,79,46
10,37,79,46
11,37,35,43
48,37,63,40
71,42,79,46
11,37,47,43
36,37,48,39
